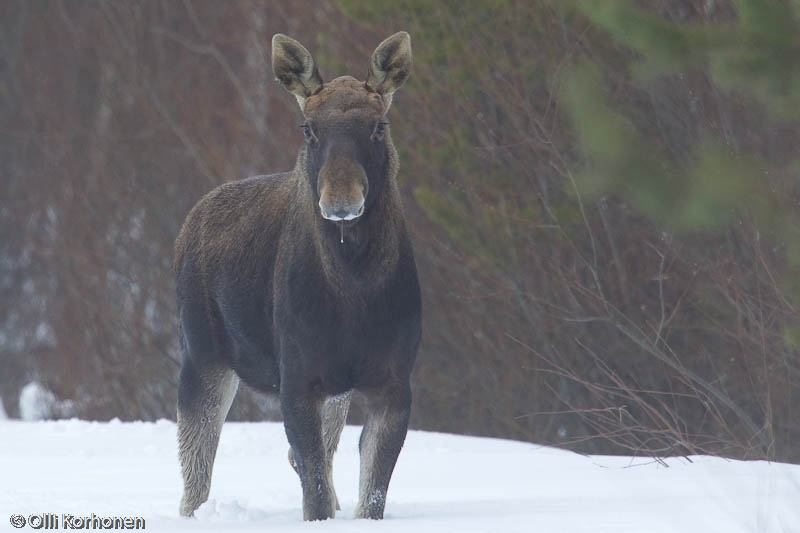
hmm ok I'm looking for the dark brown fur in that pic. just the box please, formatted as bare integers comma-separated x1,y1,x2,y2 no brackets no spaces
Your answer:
175,33,420,522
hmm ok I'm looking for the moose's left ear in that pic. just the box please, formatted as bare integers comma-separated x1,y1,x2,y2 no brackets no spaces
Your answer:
365,32,412,107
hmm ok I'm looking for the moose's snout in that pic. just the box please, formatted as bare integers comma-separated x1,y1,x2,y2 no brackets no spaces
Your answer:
318,156,368,222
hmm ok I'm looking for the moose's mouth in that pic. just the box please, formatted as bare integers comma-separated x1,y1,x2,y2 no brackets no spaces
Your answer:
322,206,362,244
333,218,360,230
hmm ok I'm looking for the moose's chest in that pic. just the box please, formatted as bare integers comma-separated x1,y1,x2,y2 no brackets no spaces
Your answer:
273,252,420,391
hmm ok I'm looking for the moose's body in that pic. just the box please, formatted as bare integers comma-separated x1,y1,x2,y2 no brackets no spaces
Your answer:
175,33,420,522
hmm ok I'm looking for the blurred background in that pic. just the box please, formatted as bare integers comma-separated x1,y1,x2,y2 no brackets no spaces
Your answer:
2,0,799,462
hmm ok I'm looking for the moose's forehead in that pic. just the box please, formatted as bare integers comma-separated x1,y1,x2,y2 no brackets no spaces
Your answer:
304,76,385,118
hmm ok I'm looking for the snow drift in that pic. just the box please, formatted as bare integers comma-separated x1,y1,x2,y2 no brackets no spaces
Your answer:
0,419,798,532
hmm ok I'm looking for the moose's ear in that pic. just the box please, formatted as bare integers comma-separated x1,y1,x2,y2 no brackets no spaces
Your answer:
272,34,323,107
365,32,412,108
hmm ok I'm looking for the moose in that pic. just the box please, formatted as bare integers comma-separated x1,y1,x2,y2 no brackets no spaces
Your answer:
174,32,421,521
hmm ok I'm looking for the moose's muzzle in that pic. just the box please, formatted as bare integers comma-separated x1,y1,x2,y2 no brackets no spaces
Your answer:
318,154,368,222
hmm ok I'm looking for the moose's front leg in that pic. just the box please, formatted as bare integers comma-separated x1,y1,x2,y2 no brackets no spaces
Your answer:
355,382,412,520
281,387,335,521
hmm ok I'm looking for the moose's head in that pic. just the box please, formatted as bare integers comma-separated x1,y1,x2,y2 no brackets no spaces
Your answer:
272,32,412,223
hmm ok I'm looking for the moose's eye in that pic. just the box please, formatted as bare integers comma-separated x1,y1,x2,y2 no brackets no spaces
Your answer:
372,120,389,141
299,123,316,143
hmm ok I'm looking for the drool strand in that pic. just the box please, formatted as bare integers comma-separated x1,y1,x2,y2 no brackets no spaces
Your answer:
340,219,344,244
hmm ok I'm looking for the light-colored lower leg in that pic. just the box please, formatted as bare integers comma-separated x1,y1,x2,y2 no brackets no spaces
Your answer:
354,401,408,520
178,367,239,517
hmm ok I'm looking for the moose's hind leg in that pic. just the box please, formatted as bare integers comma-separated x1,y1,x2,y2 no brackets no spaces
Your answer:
323,391,352,510
177,362,239,517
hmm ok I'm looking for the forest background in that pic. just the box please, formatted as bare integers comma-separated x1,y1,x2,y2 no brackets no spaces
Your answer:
2,0,799,462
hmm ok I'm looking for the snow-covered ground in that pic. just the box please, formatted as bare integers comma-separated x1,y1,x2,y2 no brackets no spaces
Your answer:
0,419,798,532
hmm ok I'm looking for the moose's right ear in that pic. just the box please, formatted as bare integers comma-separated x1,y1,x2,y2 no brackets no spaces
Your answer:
272,34,324,108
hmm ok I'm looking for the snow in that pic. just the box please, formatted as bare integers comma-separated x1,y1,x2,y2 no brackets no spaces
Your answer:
0,419,798,532
17,382,74,421
17,382,58,421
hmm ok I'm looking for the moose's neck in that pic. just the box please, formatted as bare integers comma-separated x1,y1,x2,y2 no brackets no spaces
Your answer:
302,187,400,295
289,147,404,288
